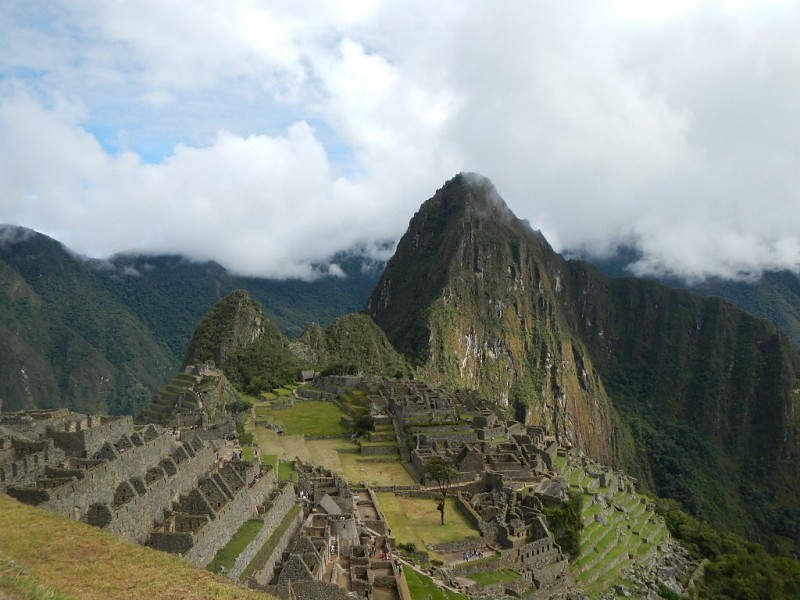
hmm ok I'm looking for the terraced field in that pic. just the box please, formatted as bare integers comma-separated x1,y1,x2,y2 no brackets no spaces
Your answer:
557,461,669,597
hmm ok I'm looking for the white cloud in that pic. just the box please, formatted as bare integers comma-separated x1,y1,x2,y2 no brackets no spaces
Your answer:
0,0,799,281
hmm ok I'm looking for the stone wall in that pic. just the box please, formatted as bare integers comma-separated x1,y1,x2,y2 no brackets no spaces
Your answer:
47,416,136,458
106,442,218,542
0,439,65,491
251,506,305,586
35,433,177,517
429,537,484,554
359,444,399,456
184,472,275,567
228,481,295,580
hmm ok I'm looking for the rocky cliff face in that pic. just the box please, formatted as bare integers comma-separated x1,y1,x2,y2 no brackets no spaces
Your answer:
368,173,800,551
368,174,620,463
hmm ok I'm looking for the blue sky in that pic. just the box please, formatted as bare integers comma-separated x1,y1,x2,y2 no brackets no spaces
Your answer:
1,1,799,280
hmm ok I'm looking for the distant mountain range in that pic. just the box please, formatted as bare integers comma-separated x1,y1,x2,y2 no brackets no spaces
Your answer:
585,245,800,349
0,225,380,415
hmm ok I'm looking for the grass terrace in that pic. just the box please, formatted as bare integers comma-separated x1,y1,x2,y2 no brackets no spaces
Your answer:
240,503,302,582
376,494,479,560
278,460,297,482
253,429,415,487
206,519,264,574
402,565,467,600
254,400,347,436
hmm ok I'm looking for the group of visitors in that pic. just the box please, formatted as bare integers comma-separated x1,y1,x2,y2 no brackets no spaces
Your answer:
462,548,484,561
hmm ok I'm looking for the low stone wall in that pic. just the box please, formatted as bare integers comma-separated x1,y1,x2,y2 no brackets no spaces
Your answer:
184,472,275,567
367,488,396,548
251,506,305,586
295,388,331,401
452,556,503,577
360,444,399,456
430,537,484,554
228,481,295,580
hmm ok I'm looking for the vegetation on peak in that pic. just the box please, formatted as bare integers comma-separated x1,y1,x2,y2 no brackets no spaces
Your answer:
182,289,279,369
368,173,800,557
313,313,412,378
182,291,310,396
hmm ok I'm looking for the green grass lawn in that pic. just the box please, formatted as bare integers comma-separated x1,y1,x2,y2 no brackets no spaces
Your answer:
376,493,479,556
206,519,264,574
468,568,520,586
254,400,347,436
278,460,296,482
402,565,467,600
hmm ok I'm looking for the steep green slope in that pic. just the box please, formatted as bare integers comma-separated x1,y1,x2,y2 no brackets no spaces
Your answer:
367,173,800,555
178,292,409,401
298,313,412,377
368,173,622,464
585,248,800,348
0,226,380,415
690,270,800,349
564,263,800,552
0,230,173,415
182,290,309,395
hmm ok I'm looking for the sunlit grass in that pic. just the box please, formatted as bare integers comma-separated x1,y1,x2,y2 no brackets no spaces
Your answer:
468,568,520,586
0,494,273,600
402,565,467,600
206,519,264,574
254,400,347,436
376,493,479,557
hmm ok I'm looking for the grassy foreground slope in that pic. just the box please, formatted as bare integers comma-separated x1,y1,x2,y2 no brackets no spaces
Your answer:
0,494,272,600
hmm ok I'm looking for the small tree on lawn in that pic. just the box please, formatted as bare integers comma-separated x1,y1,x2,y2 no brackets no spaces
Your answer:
423,458,457,525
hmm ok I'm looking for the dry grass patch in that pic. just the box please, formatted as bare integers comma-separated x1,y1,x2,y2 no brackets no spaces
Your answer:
0,494,272,600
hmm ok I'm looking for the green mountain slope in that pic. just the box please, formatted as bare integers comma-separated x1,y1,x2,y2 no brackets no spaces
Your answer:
298,313,411,377
368,173,800,554
177,291,409,399
367,173,622,465
0,231,173,415
690,270,800,349
585,247,800,348
0,227,381,415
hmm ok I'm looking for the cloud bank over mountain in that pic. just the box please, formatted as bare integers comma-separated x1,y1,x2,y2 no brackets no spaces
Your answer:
1,1,798,280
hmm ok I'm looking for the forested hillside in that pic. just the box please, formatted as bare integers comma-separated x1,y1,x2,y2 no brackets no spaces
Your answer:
367,173,800,555
0,226,381,415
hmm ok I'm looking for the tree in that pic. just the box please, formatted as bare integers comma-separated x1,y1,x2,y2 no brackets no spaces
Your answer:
423,458,457,525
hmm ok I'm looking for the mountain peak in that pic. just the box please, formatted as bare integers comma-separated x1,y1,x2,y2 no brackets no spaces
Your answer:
427,172,516,224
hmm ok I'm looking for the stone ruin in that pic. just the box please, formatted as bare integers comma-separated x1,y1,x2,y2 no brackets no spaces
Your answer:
0,409,275,568
255,460,405,600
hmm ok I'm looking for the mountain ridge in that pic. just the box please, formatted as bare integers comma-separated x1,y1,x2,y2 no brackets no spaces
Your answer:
368,173,800,554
